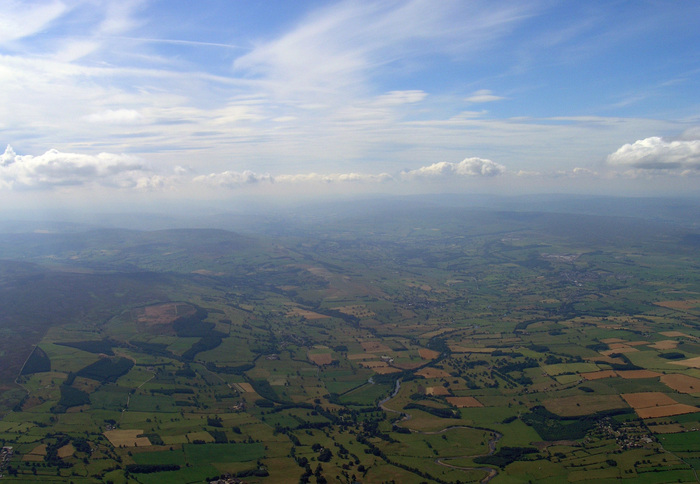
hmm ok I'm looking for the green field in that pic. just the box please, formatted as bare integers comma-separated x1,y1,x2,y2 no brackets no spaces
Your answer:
0,204,699,482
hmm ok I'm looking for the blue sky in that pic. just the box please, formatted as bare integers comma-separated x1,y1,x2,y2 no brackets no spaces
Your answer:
1,0,699,208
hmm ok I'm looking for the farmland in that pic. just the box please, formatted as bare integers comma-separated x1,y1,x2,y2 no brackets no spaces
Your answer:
0,198,699,483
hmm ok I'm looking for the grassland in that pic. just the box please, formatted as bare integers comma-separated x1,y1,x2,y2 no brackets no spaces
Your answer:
0,205,699,482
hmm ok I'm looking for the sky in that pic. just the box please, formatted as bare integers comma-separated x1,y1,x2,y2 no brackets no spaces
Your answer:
1,0,699,212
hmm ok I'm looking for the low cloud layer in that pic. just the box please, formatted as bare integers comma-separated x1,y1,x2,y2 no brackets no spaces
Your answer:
0,145,157,189
607,136,700,172
402,157,506,178
1,146,508,192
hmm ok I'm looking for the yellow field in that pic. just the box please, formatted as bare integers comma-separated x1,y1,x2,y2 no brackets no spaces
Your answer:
617,370,661,379
543,394,626,417
622,392,677,408
419,348,441,360
22,444,47,462
671,356,700,369
361,341,392,353
333,305,375,318
373,367,401,374
661,331,694,338
448,345,497,353
286,308,330,320
104,429,151,447
621,392,699,419
416,368,451,378
57,443,75,458
661,373,700,393
649,340,678,350
187,431,215,443
649,423,686,434
654,300,700,310
426,386,450,396
446,396,483,408
581,370,616,380
234,382,255,393
636,404,699,419
347,353,377,360
308,352,333,365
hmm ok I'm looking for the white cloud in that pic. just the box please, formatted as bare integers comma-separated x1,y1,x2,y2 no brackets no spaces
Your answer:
192,171,273,188
373,90,427,106
465,89,504,103
0,145,154,189
402,157,506,178
275,172,393,184
571,167,598,176
84,109,143,124
607,136,700,171
0,0,67,44
233,1,534,103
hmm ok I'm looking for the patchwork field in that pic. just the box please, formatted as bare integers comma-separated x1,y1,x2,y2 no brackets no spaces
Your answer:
1,206,699,483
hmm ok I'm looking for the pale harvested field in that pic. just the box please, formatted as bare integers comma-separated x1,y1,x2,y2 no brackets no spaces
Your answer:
308,352,333,365
446,396,483,408
104,429,151,447
636,404,699,419
601,347,638,356
609,342,633,349
448,345,496,353
22,444,47,461
661,331,694,338
235,382,255,393
661,374,700,393
649,423,687,434
426,386,451,396
585,355,625,364
626,341,651,346
187,431,214,443
601,338,628,344
287,308,330,320
361,341,392,353
392,361,423,370
649,340,678,350
57,443,75,458
136,303,194,325
348,353,377,360
416,367,451,378
420,328,457,339
334,305,375,318
191,269,224,276
543,395,626,417
418,348,441,360
72,376,102,393
671,356,700,369
373,367,401,375
655,300,700,310
617,370,662,379
621,392,677,409
581,370,617,380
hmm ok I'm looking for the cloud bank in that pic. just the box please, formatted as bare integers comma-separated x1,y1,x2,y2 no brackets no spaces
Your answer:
607,136,700,172
0,145,158,189
402,157,506,178
1,146,507,192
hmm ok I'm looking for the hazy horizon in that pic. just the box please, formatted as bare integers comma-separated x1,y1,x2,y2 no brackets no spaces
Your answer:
1,0,699,211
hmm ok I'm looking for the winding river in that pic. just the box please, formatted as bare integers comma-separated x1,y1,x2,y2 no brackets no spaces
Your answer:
377,379,503,483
